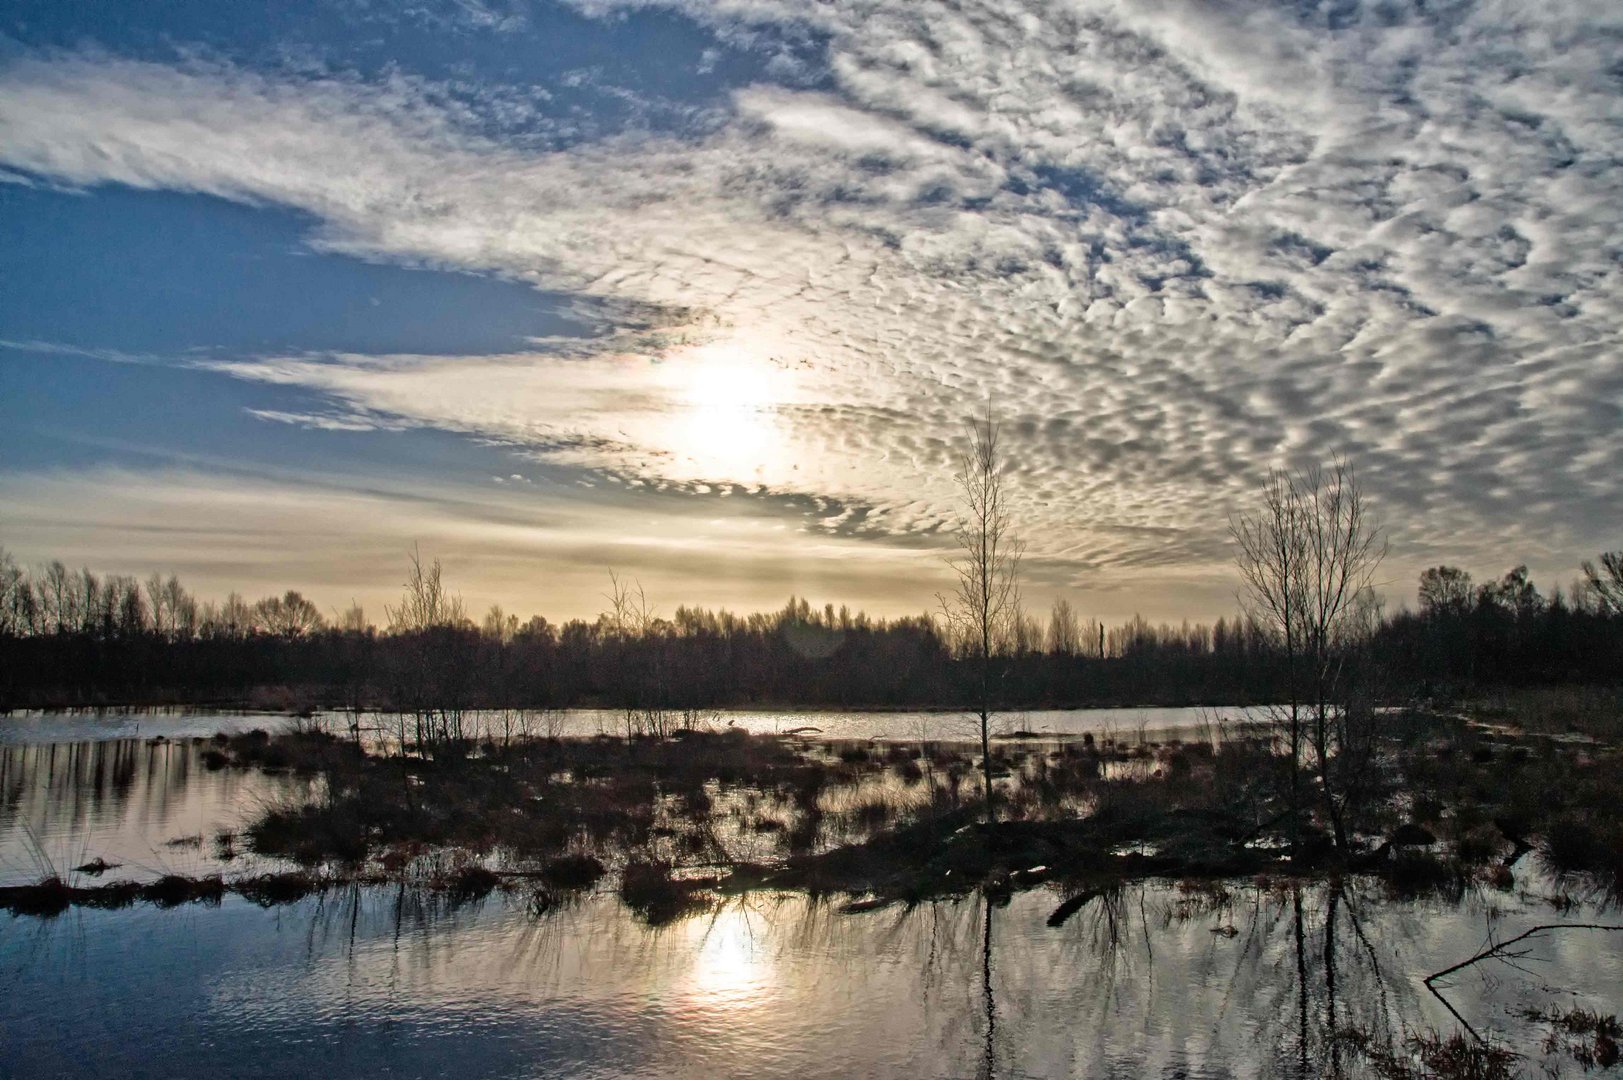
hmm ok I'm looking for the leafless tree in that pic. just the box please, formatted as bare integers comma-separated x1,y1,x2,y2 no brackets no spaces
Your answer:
939,401,1024,822
144,573,198,642
0,549,29,638
1048,598,1080,656
603,570,668,738
1417,566,1474,616
1011,608,1044,656
1581,551,1623,614
384,547,470,759
202,592,254,639
482,603,518,642
385,546,464,633
336,602,369,634
1231,459,1385,852
252,590,325,637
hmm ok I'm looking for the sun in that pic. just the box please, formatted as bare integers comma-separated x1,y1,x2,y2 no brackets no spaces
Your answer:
684,351,776,416
659,342,793,484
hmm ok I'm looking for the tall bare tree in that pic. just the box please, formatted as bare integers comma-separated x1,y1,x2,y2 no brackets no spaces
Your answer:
940,402,1024,822
384,547,470,759
1231,459,1385,852
602,570,668,738
385,546,464,633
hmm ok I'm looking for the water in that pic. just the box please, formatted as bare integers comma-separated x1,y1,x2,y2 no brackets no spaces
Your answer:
1,717,1619,1078
0,737,314,886
0,705,1244,746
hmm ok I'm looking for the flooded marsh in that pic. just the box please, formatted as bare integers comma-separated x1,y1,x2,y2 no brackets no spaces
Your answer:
2,708,1620,1079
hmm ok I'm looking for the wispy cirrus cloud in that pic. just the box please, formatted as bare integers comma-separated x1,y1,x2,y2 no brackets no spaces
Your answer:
1,0,1619,612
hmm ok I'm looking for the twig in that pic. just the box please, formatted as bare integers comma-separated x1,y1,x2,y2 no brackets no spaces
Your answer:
1424,923,1623,1043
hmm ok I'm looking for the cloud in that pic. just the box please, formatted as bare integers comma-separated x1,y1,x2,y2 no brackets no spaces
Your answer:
1,0,1619,609
0,465,948,621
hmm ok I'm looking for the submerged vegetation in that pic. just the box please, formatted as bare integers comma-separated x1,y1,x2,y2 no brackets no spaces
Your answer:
8,693,1617,930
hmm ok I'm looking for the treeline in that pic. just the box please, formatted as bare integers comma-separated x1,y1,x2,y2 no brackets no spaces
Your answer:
0,548,1618,711
1382,562,1623,689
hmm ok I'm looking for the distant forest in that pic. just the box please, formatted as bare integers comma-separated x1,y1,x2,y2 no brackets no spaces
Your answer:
0,546,1619,711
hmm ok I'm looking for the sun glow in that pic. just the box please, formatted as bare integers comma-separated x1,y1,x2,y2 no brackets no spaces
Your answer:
660,341,796,485
678,904,777,1014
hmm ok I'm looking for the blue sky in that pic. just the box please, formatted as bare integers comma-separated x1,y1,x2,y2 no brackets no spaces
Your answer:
1,0,1620,623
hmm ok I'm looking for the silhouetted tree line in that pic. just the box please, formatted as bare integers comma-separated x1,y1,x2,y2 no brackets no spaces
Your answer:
1379,562,1623,690
0,546,1618,711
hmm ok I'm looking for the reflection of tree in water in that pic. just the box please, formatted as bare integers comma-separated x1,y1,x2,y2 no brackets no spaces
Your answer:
0,738,311,880
952,879,1433,1078
401,880,1616,1078
981,897,995,1080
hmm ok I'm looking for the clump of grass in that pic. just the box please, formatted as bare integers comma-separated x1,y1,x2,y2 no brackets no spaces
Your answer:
247,803,372,865
146,874,224,908
538,853,606,891
618,859,714,926
0,876,73,917
444,864,501,904
1339,1028,1518,1080
1384,851,1460,900
1539,815,1618,876
236,872,319,907
1526,1005,1621,1069
212,728,360,773
71,857,118,876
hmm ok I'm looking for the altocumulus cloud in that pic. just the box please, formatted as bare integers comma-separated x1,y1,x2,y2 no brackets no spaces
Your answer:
1,0,1620,609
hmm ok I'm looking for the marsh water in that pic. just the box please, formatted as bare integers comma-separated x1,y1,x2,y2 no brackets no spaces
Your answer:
0,704,1239,746
2,712,1620,1078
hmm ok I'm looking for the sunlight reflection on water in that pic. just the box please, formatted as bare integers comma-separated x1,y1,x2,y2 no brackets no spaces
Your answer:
4,880,1620,1079
0,705,1249,746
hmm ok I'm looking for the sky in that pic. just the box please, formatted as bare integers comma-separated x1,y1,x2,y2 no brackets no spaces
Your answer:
1,0,1619,626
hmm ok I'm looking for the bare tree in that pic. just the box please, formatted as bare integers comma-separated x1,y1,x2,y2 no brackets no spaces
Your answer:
482,603,518,643
252,590,325,637
144,573,197,642
385,546,464,633
384,547,470,759
336,602,369,634
939,401,1024,822
1048,598,1080,656
205,592,254,639
1231,459,1385,852
602,570,654,638
602,570,669,738
1417,566,1474,616
1581,551,1623,614
0,548,27,638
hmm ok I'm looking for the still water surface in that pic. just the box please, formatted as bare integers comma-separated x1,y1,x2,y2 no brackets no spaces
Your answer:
1,714,1619,1079
0,705,1242,745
